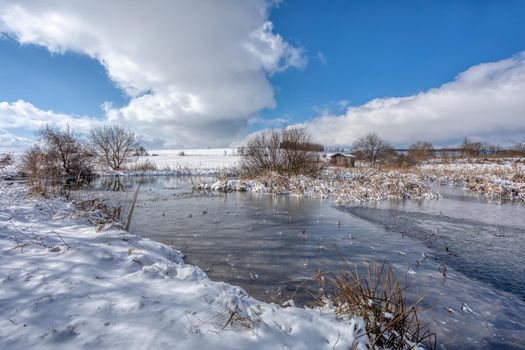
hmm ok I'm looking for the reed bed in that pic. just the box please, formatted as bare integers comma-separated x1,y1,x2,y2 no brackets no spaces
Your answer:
195,158,525,202
416,160,525,201
193,169,440,203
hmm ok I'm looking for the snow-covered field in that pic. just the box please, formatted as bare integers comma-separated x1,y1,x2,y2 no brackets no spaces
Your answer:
132,148,241,172
0,181,367,350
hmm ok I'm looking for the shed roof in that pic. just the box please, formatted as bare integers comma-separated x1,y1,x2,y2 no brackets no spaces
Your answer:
329,153,356,158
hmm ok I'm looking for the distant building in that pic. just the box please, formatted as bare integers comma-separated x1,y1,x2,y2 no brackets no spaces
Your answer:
329,153,356,167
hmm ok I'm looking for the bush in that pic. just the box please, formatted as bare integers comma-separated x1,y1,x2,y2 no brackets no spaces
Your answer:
240,127,324,177
20,126,93,189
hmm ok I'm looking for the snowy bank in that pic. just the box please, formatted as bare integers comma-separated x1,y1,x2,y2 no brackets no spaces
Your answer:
194,170,441,203
0,181,368,350
192,159,525,203
417,160,525,201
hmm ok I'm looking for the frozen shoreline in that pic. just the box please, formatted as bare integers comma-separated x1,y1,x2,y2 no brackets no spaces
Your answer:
0,180,368,350
193,171,441,203
191,160,525,203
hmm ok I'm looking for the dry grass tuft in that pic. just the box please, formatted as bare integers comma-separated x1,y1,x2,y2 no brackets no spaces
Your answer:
317,262,436,350
127,160,157,172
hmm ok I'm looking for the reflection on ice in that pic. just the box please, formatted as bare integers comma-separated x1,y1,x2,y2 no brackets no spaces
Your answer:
84,176,525,349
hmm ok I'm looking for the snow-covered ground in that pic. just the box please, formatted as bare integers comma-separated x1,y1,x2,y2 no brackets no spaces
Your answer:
194,170,441,203
0,180,367,350
416,159,525,201
190,155,525,202
132,148,241,172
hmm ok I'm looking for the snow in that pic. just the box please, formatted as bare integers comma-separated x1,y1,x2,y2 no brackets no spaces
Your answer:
417,159,525,201
188,156,525,202
132,148,241,172
0,180,366,350
193,170,441,203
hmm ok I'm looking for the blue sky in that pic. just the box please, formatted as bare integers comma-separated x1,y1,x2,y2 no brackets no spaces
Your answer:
0,38,128,117
262,0,525,127
1,0,525,149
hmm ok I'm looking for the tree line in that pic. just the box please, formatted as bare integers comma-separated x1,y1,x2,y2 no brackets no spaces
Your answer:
351,133,525,167
240,127,525,176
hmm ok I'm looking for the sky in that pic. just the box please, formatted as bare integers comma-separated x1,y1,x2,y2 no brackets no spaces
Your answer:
1,0,525,151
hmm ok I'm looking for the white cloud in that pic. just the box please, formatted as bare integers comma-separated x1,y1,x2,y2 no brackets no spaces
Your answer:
306,52,525,146
0,100,100,133
0,0,305,148
0,128,33,153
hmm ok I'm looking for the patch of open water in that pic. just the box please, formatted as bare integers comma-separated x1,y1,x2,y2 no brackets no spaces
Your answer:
83,176,525,349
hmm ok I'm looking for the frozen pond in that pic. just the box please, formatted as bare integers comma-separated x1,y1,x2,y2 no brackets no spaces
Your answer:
84,176,525,349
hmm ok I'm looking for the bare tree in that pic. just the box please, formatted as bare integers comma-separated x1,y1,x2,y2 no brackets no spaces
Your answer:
481,142,501,156
240,127,324,177
460,137,483,157
90,125,139,170
37,125,93,179
512,139,525,155
408,140,434,162
352,132,393,166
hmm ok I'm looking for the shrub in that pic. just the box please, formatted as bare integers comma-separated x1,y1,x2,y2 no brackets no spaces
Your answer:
20,146,71,194
20,126,93,189
240,127,324,177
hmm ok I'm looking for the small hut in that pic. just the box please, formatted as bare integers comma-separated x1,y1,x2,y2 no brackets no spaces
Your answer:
330,153,356,167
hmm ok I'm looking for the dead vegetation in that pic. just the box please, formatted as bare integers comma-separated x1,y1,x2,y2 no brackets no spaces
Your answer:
240,127,324,177
74,198,122,227
126,159,157,172
19,125,94,193
416,160,525,201
316,262,436,350
195,168,440,203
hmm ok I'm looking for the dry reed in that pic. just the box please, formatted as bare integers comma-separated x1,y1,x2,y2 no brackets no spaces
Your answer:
316,261,436,350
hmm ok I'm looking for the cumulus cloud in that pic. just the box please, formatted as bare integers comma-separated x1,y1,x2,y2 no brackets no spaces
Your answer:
0,0,305,148
0,128,34,153
0,100,99,133
306,53,525,146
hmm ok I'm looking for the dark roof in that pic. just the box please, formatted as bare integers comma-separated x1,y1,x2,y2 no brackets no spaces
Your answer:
330,153,356,158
